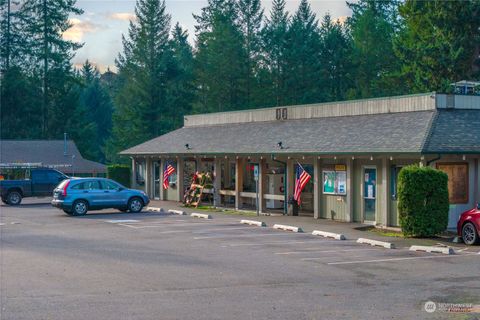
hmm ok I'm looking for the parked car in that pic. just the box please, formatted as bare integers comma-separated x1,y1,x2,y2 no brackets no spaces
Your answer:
457,204,480,245
51,177,149,216
0,168,68,205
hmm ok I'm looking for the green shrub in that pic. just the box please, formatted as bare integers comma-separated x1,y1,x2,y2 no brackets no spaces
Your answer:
107,164,131,188
397,165,449,237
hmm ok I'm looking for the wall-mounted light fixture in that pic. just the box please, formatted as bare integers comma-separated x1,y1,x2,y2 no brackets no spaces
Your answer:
462,155,466,161
370,156,373,161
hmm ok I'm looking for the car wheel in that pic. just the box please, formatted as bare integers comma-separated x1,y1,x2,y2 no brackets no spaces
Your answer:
128,197,143,213
7,191,22,205
72,200,88,216
462,222,479,245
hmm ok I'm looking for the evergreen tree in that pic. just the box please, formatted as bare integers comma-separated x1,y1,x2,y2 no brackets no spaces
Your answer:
18,0,83,136
261,0,289,107
284,0,322,104
193,0,247,113
166,23,195,128
318,14,354,101
395,0,480,92
237,0,263,108
347,0,400,98
78,60,113,162
106,0,174,162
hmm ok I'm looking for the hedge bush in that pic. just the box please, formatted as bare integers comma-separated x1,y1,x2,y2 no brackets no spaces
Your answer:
397,165,449,237
107,164,131,188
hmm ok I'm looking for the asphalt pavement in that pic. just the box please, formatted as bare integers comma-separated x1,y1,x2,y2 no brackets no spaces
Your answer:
1,198,479,320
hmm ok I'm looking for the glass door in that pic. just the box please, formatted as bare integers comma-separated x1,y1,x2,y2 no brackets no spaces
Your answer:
363,167,377,223
153,161,160,199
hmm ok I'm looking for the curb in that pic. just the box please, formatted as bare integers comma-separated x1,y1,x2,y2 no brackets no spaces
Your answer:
191,212,212,219
312,230,346,240
273,224,303,233
409,245,454,255
240,220,266,227
168,209,187,215
145,207,164,213
357,238,395,249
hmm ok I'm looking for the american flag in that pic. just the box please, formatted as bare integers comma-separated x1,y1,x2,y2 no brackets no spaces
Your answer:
294,164,311,204
163,162,176,189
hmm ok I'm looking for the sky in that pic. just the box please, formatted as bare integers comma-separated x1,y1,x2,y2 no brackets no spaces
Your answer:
64,0,354,73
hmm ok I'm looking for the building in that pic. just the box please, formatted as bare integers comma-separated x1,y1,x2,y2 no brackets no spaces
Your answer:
121,92,480,229
0,140,106,176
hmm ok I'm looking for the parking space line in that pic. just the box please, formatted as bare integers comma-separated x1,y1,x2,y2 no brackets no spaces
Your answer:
275,248,379,255
324,254,477,265
221,240,320,247
193,233,304,240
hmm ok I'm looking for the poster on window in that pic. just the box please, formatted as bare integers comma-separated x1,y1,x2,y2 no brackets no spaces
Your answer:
336,171,347,195
323,171,335,194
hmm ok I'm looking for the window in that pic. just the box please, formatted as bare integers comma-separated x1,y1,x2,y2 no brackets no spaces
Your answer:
71,180,101,190
103,180,121,190
136,161,145,185
32,171,49,182
71,182,85,190
323,168,347,195
390,166,403,200
437,163,469,204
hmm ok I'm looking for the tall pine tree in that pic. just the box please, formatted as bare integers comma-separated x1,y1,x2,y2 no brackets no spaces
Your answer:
395,0,480,92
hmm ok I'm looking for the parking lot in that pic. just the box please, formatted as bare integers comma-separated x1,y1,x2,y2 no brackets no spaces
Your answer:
1,199,479,320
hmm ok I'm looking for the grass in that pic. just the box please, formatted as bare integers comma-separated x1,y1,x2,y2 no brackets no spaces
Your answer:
367,228,405,238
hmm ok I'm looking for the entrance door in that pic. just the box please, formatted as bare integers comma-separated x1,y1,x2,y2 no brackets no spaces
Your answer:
363,167,377,223
153,161,160,199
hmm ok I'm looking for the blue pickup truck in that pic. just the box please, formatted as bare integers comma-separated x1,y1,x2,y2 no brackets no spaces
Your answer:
0,168,68,205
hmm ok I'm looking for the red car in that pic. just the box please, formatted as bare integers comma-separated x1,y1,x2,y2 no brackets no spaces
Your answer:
458,204,480,245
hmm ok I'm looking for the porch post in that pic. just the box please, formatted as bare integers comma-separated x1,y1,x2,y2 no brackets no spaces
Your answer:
176,158,184,202
346,157,353,222
213,157,221,207
145,157,152,198
313,158,320,219
286,158,294,215
235,157,244,210
131,157,137,189
381,157,390,227
474,158,479,205
159,158,165,201
258,158,266,213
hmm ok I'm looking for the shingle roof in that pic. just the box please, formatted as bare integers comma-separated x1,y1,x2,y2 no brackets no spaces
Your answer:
423,110,480,153
121,111,437,155
0,140,106,173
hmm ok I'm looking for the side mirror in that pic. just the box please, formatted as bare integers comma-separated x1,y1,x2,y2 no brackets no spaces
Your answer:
118,187,124,192
477,203,480,210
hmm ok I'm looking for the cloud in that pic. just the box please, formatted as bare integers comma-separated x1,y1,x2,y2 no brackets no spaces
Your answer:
107,12,137,22
335,16,348,25
63,18,99,42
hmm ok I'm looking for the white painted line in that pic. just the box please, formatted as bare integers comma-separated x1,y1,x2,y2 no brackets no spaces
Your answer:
168,209,187,215
325,254,473,265
145,207,164,213
222,240,316,247
106,219,139,223
191,212,212,219
276,248,378,255
312,230,346,240
240,219,266,227
117,223,142,229
194,233,298,240
0,223,5,226
273,224,303,233
409,245,454,255
356,238,395,249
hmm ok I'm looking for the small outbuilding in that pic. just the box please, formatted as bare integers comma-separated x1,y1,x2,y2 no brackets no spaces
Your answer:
121,92,480,229
0,140,106,176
